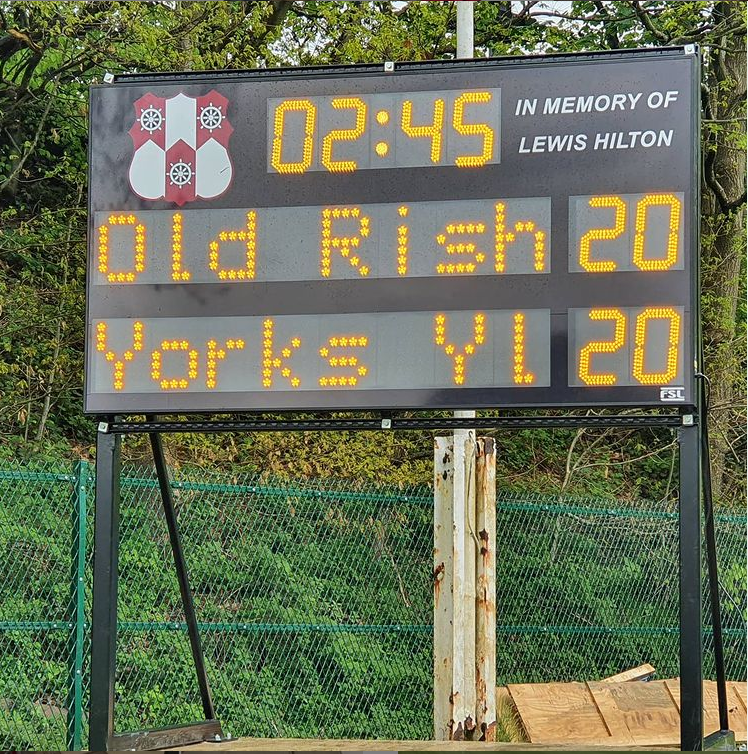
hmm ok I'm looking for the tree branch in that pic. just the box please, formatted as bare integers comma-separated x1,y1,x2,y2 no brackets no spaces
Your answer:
0,83,55,194
705,145,747,214
630,1,669,43
593,0,619,49
7,28,42,54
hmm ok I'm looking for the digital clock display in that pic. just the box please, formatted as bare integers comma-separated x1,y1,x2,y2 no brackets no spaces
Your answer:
85,49,698,413
267,89,501,173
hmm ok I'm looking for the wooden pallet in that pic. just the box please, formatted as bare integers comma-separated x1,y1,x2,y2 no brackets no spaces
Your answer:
505,679,747,746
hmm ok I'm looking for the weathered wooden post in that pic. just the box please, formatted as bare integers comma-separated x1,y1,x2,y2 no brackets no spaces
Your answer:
453,430,477,739
434,434,496,741
435,2,489,739
475,438,497,741
434,436,454,741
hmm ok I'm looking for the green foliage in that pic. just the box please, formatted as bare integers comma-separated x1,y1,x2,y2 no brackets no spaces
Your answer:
0,2,745,504
0,5,745,751
0,459,746,750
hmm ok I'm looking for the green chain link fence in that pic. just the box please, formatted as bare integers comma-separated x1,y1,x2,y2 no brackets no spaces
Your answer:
0,458,745,750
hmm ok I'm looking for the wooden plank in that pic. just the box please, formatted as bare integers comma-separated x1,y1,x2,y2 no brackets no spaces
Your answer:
601,664,656,683
664,678,748,741
701,681,723,736
663,679,680,713
172,737,678,751
697,680,747,742
508,679,748,747
587,680,681,746
507,682,610,743
496,685,529,743
726,682,747,740
730,680,747,712
586,683,636,744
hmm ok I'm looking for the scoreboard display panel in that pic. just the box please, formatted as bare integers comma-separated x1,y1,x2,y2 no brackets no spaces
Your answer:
85,48,699,413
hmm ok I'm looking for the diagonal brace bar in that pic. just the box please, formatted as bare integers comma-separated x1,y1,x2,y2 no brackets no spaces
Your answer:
699,382,730,734
149,427,216,722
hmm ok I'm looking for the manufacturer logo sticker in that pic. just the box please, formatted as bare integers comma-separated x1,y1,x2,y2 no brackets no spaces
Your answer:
660,386,685,402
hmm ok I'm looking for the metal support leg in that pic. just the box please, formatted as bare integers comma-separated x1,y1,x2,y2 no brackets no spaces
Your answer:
89,425,122,751
149,430,217,722
679,421,703,751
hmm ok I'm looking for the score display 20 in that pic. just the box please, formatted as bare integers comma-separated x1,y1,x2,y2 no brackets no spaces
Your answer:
92,305,684,396
95,192,684,284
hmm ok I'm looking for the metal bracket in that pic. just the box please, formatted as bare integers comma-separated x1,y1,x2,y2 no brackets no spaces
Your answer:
703,730,736,750
384,61,395,72
684,44,697,56
102,72,115,84
111,719,223,751
97,421,109,433
682,414,695,426
106,413,685,435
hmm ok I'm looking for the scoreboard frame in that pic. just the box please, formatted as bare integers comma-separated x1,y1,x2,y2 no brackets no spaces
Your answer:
85,47,701,414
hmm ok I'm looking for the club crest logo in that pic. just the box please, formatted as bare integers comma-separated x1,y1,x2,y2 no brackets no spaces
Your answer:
128,91,234,206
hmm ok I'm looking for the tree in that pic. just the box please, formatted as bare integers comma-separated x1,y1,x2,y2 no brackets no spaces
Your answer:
0,1,745,505
520,1,747,503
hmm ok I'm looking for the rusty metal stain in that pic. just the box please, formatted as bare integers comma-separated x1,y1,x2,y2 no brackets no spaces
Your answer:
479,526,489,556
479,720,498,742
433,561,445,607
475,669,494,740
476,670,487,705
451,720,464,740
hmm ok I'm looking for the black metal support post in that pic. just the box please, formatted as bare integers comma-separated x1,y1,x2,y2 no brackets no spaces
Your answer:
89,423,122,751
679,420,703,751
149,428,217,723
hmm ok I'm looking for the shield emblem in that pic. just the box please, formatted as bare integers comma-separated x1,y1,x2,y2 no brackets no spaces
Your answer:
128,90,234,206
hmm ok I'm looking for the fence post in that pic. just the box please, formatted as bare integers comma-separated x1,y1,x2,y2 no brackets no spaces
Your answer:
434,433,478,740
434,437,454,740
66,459,89,751
475,438,496,741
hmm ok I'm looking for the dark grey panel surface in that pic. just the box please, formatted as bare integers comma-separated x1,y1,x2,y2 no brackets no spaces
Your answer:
86,49,698,413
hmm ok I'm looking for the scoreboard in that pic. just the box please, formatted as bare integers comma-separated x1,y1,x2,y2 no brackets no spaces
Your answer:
85,48,699,414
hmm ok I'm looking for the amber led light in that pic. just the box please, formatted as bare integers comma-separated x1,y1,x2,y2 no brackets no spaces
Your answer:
578,308,626,385
434,313,486,385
